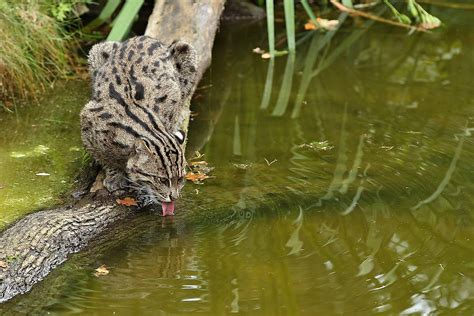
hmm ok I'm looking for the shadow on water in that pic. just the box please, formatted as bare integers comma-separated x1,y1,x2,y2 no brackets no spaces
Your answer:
2,9,474,315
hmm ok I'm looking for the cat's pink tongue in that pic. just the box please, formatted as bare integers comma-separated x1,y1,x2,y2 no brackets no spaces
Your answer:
161,201,175,216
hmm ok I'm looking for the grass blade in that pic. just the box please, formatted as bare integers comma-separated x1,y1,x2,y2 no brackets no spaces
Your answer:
266,0,275,56
301,0,317,21
107,0,144,41
283,0,296,52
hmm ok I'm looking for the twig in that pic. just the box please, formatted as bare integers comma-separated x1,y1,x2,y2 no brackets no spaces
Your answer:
330,0,429,33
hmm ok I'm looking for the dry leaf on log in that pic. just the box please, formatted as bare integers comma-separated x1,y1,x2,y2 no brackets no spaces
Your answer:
116,197,138,207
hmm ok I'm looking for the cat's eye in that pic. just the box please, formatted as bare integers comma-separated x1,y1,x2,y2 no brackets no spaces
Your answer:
159,177,168,184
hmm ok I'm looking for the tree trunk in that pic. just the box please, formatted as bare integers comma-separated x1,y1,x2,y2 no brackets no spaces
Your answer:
0,0,225,303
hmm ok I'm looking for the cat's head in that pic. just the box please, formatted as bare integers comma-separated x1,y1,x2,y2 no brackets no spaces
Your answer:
126,132,186,208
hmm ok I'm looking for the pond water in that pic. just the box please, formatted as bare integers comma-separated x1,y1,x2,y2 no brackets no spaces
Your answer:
0,81,88,228
2,8,474,315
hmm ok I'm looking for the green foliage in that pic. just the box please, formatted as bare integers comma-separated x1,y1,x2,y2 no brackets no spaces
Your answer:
382,0,441,27
51,1,76,21
407,0,441,28
0,0,86,103
383,0,412,24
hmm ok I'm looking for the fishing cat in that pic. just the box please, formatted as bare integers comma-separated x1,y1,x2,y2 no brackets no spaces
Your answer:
80,36,198,216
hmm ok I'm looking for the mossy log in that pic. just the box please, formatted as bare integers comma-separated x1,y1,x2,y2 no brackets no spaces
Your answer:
0,0,225,303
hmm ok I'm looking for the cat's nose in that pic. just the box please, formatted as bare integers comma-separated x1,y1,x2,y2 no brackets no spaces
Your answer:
170,190,179,200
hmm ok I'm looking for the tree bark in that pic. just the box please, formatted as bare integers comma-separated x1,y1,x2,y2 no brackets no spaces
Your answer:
0,0,225,303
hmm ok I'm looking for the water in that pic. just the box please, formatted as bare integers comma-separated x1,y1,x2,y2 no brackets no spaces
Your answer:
0,81,89,228
2,9,474,315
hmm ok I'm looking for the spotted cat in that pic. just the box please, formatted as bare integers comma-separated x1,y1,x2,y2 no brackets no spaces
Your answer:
80,36,198,216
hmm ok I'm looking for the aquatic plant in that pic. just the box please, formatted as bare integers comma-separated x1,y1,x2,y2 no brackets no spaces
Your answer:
262,0,442,55
0,0,85,105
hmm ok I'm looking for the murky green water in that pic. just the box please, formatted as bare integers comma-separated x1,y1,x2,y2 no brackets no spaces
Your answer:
0,81,88,228
2,9,474,315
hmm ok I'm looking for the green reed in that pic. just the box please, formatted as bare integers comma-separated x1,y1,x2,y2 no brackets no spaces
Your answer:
107,0,145,41
265,0,276,56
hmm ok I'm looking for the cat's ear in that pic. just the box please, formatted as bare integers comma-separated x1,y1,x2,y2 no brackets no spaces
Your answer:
134,138,153,154
168,40,198,100
88,41,120,72
174,130,185,145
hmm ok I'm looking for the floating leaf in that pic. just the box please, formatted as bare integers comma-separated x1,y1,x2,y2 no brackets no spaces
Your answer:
94,264,109,277
116,197,137,207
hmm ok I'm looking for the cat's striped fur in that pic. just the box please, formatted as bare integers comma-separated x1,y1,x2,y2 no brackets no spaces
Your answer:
80,36,197,211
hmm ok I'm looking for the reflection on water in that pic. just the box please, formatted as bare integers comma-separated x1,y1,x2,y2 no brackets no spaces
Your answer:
2,9,474,315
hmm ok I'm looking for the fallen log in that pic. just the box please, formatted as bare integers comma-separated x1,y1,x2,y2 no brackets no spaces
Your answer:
0,0,225,303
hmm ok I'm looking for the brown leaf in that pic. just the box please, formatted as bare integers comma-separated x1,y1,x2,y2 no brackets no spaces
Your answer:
304,21,317,30
116,197,138,207
185,172,209,184
94,264,109,277
187,158,213,183
0,260,8,270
